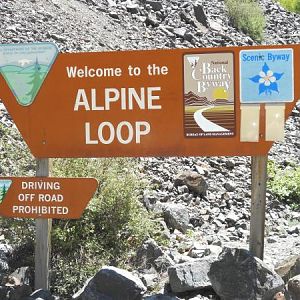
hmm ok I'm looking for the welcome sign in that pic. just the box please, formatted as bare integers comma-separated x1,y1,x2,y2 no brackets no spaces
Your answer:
0,43,298,158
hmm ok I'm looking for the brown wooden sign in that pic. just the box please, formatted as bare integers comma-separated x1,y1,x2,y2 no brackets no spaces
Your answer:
0,177,98,219
0,44,298,158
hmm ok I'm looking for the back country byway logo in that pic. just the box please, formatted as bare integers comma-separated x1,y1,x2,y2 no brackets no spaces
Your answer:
0,42,58,106
183,53,235,138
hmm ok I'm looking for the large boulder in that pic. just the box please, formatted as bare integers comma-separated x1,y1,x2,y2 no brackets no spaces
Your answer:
4,284,32,300
168,257,213,293
174,171,208,196
73,266,147,300
288,275,300,300
276,255,300,283
21,289,55,300
208,248,285,300
163,204,189,233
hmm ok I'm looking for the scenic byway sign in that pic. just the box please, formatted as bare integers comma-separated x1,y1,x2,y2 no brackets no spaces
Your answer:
0,177,98,219
0,43,298,158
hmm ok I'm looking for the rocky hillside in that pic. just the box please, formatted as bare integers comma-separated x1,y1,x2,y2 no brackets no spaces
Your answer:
0,0,300,299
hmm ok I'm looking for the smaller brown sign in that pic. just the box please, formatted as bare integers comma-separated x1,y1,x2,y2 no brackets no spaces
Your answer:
0,177,98,219
184,52,235,138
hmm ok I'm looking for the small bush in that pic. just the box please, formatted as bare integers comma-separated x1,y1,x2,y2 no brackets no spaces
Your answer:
50,158,160,297
225,0,266,41
279,0,300,13
268,161,300,208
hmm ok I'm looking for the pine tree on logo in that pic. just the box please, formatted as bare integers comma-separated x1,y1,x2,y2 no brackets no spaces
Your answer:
0,184,7,202
26,57,43,101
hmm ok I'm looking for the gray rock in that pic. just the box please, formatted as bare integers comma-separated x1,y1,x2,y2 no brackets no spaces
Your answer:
193,3,208,27
208,248,285,300
141,273,157,290
224,181,236,192
164,204,189,233
127,4,140,14
288,275,300,300
10,266,32,286
143,295,179,300
73,266,146,300
0,259,9,282
108,11,119,20
209,20,223,32
276,255,300,283
30,289,54,300
0,243,13,259
0,243,12,281
174,171,208,196
225,211,240,225
174,28,187,38
177,185,189,195
154,254,174,272
136,238,164,269
145,15,159,27
107,0,117,7
145,0,163,11
0,286,9,299
188,244,222,260
168,258,213,293
287,226,300,235
48,33,67,42
7,284,32,300
143,192,159,211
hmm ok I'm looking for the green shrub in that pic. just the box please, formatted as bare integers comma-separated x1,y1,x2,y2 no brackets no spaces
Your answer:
279,0,300,13
225,0,266,41
268,160,300,208
50,158,159,297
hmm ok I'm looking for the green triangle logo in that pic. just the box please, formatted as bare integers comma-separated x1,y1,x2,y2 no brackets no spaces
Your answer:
0,179,12,204
0,42,58,106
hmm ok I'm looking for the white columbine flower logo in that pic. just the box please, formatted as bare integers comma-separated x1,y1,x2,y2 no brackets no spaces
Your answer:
249,63,284,95
258,70,276,86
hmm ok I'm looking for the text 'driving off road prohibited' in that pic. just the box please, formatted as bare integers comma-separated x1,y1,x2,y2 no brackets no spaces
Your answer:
0,43,299,158
0,177,98,219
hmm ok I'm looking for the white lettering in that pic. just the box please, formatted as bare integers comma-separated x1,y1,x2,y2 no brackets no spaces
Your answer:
74,89,90,111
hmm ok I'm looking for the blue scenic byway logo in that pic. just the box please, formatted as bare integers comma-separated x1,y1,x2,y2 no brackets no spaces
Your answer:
240,49,294,103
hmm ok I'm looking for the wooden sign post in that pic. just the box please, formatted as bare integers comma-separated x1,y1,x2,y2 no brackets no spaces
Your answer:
249,156,268,260
35,158,51,290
